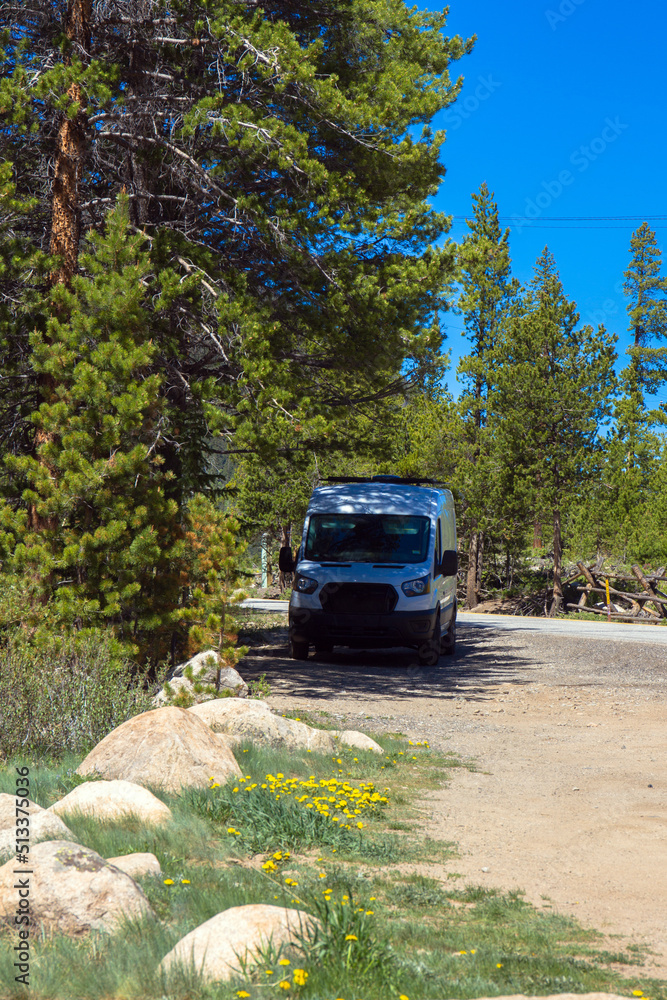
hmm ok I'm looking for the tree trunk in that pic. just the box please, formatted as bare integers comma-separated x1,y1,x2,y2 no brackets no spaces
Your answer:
466,530,479,608
50,82,87,286
50,0,92,287
476,529,484,600
549,508,563,615
278,522,292,592
532,519,542,549
31,0,92,534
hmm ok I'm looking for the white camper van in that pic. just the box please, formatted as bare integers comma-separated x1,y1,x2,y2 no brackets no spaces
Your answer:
279,475,458,666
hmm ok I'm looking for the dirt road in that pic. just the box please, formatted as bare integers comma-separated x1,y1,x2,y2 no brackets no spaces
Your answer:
238,617,667,978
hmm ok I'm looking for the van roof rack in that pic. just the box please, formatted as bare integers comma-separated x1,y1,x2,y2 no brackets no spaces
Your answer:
323,475,447,486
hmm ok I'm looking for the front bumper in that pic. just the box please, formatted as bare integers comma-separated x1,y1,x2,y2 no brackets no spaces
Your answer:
288,605,439,650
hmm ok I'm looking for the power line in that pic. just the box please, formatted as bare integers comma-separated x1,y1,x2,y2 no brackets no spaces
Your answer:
450,215,667,231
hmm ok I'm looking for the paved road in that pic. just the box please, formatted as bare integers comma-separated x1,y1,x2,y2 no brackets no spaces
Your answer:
240,599,667,646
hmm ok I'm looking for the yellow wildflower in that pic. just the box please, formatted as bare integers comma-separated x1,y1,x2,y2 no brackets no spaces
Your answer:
163,879,174,885
293,969,308,986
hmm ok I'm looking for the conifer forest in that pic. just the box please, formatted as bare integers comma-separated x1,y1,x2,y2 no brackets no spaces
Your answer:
1,0,666,678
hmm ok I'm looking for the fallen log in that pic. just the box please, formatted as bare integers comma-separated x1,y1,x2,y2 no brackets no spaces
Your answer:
574,585,667,607
632,564,667,618
566,604,661,623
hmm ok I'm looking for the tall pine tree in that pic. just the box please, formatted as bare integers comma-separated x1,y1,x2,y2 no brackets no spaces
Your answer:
457,183,517,606
492,249,617,612
5,199,183,656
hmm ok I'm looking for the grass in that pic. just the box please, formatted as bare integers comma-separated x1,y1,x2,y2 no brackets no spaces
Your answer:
0,733,665,1000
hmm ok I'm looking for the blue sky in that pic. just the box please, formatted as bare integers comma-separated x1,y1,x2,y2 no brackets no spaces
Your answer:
418,0,667,405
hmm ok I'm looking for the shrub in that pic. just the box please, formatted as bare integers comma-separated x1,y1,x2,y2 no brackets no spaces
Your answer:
0,628,157,757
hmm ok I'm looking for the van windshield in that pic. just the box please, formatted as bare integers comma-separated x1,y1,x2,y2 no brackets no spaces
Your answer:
305,513,431,564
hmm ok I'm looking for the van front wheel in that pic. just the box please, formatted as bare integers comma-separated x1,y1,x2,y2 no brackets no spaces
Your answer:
418,614,441,667
290,639,309,660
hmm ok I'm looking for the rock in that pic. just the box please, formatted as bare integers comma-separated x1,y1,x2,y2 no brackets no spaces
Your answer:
160,903,317,983
106,852,162,878
49,780,172,825
0,793,73,858
76,707,242,793
152,675,199,708
335,730,383,754
154,650,248,706
189,699,336,752
0,840,152,936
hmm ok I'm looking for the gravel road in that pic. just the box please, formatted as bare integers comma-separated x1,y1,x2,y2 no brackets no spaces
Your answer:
237,614,667,980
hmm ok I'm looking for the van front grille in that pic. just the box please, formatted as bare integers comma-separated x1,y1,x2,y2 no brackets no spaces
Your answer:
319,582,398,615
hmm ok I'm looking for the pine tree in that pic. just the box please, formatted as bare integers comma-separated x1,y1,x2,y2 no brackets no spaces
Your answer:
0,0,473,466
492,249,617,612
599,225,667,560
5,199,183,657
456,183,517,606
623,223,667,398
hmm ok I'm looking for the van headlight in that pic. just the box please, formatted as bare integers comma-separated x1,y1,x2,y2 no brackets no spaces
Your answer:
401,574,430,597
294,573,318,594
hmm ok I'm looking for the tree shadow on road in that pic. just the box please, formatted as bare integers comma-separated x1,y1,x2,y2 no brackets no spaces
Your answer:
237,620,537,703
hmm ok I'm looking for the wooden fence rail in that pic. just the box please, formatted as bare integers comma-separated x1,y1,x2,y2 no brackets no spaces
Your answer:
566,562,667,623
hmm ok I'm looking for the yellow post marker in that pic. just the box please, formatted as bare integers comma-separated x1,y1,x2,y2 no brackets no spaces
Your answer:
605,578,611,622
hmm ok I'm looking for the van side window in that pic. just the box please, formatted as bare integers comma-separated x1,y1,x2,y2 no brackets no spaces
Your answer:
436,519,442,575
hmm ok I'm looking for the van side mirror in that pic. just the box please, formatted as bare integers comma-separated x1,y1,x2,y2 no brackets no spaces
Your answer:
440,550,458,577
278,546,295,573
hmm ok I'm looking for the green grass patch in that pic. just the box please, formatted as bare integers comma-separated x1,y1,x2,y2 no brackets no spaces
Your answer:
0,737,665,1000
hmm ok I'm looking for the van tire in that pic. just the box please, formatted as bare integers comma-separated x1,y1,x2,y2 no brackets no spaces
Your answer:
290,639,309,660
418,613,441,667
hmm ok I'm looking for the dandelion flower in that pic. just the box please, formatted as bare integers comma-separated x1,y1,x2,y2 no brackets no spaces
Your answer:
279,958,291,966
357,821,364,829
318,872,327,879
345,934,357,941
365,910,374,915
163,879,174,885
497,963,503,968
399,995,410,1000
279,980,290,990
293,969,308,986
236,992,251,998
181,879,190,884
632,993,644,997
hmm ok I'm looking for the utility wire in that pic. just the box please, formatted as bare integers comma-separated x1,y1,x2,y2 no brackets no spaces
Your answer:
450,215,667,230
